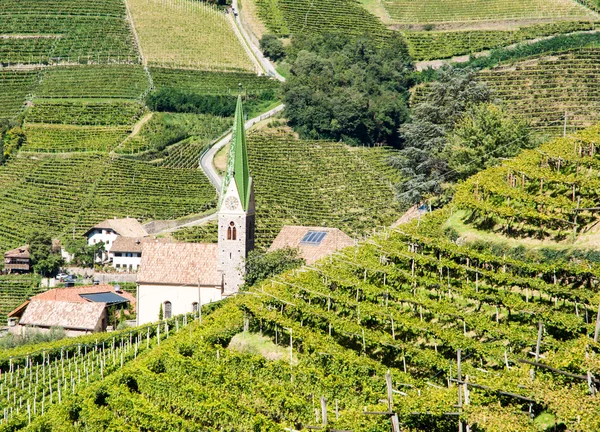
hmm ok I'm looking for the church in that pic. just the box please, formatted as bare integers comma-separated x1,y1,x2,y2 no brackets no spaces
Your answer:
135,95,355,325
135,95,255,325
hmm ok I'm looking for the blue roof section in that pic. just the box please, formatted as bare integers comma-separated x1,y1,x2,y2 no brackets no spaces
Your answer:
79,292,130,305
300,231,327,246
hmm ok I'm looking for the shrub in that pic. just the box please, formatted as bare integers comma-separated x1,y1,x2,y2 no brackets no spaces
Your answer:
260,34,285,61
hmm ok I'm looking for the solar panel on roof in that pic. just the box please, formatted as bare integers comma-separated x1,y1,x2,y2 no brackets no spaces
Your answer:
79,292,129,305
300,230,327,245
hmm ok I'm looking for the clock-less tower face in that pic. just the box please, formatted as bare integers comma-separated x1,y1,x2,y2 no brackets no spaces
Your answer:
225,196,239,211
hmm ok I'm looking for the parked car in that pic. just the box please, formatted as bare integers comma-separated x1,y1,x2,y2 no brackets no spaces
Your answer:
56,273,69,281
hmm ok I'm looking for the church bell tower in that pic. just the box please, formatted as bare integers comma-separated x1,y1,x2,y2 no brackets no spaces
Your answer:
217,92,255,295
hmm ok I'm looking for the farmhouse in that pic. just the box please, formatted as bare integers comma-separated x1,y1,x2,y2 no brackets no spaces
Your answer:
269,226,355,264
110,236,169,272
136,95,255,324
84,217,148,262
8,284,135,337
3,245,31,274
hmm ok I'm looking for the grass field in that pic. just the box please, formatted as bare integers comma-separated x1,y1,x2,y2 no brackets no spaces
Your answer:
128,0,254,71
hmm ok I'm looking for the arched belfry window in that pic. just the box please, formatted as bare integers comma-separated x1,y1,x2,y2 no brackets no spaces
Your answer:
227,222,237,240
164,301,172,319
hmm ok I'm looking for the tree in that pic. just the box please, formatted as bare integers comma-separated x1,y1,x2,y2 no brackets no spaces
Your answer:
63,238,105,267
27,231,63,277
3,127,25,160
281,32,413,146
260,34,285,61
244,247,305,287
391,67,492,207
446,103,533,180
159,303,164,321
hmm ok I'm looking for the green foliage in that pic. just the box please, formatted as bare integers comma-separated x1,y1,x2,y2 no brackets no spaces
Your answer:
282,33,413,146
446,103,533,180
393,67,491,206
64,238,105,268
244,247,305,287
2,126,25,159
260,34,285,61
0,327,66,349
27,230,63,277
172,221,218,243
158,303,164,321
146,87,276,117
453,123,600,240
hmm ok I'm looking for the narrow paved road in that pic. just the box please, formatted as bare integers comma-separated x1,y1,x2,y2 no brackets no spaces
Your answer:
199,103,285,191
231,0,286,82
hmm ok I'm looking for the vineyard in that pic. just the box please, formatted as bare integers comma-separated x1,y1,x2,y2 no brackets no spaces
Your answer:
127,0,254,71
247,129,401,248
255,0,389,38
380,0,596,24
453,123,600,241
0,275,42,319
36,65,149,99
0,70,39,120
150,68,280,96
0,312,200,430
405,21,598,61
477,48,600,132
0,0,138,65
10,209,600,430
0,153,216,254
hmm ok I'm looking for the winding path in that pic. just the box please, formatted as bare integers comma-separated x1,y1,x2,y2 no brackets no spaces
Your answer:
199,1,286,192
200,104,285,190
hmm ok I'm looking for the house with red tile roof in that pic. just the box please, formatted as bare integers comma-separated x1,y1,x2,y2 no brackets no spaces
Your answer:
8,284,135,337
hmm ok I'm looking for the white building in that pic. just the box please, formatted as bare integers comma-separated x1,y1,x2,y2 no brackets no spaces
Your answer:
110,236,169,272
84,218,148,262
136,242,224,325
135,95,255,324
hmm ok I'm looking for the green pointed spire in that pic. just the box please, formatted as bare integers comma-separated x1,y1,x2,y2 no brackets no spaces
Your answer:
220,94,252,211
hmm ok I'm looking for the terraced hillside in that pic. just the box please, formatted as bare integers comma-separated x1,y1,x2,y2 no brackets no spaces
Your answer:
380,0,595,24
247,129,401,248
453,123,600,241
404,21,598,61
128,0,254,71
0,154,216,254
0,274,42,319
255,0,390,38
477,48,600,133
0,0,138,65
0,311,194,430
8,208,600,430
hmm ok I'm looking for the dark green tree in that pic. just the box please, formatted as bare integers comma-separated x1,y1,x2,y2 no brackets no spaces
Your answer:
244,247,305,287
27,231,63,276
281,33,413,146
260,34,285,61
391,67,492,207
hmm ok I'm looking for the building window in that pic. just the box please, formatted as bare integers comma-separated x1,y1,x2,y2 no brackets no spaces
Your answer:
227,222,237,240
192,302,199,313
164,301,172,319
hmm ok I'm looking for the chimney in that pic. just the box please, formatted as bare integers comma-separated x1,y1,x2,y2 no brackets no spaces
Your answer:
114,284,122,293
136,238,141,245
